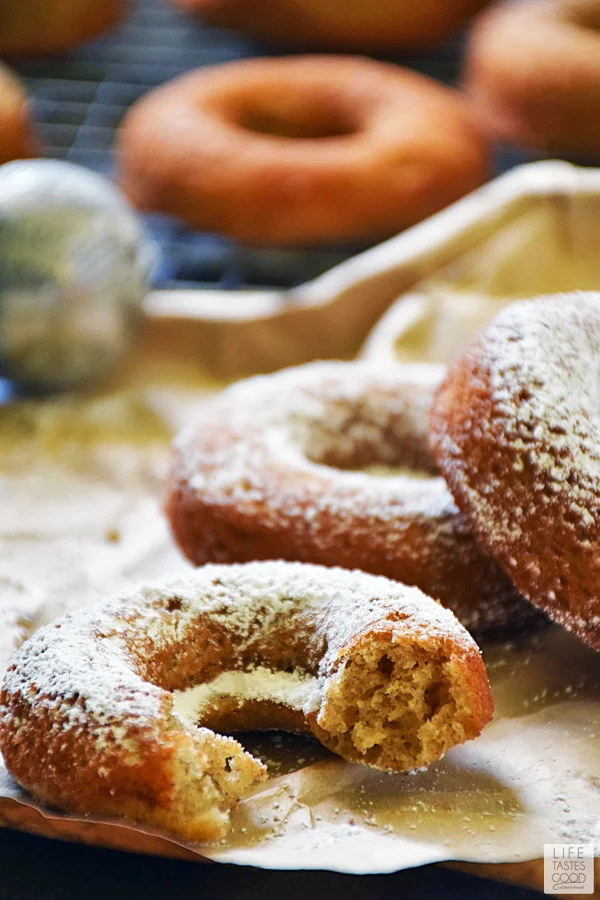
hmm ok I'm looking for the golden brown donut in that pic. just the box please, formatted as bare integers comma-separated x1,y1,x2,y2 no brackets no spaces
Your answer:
118,56,490,247
0,64,37,164
165,361,541,637
0,0,126,55
172,0,490,51
0,562,493,842
430,292,600,652
464,0,600,154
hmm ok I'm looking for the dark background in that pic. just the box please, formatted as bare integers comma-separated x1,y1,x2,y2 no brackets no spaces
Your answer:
0,828,541,899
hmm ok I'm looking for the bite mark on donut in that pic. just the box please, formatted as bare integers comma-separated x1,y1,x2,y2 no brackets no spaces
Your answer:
314,634,479,771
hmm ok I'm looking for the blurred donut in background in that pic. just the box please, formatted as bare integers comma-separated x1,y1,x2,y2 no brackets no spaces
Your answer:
0,0,127,55
464,0,600,154
170,0,491,51
0,64,37,163
118,55,490,246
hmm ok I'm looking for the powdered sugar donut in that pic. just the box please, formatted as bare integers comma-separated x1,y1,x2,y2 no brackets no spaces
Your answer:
0,562,493,842
430,292,600,651
165,361,539,637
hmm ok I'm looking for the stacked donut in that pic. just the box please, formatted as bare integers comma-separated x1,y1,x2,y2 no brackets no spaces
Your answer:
166,360,541,638
165,291,600,656
431,291,600,652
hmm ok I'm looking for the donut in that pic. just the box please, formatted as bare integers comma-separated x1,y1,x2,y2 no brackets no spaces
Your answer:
430,292,600,652
118,56,490,247
0,65,37,165
171,0,490,51
165,361,540,637
464,0,600,154
0,562,494,842
0,0,125,55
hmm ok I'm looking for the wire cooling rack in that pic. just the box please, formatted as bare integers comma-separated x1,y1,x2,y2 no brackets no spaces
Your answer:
12,0,536,290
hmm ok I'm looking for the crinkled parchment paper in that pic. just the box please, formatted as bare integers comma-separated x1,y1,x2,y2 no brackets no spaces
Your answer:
1,345,600,879
361,162,600,366
2,162,600,882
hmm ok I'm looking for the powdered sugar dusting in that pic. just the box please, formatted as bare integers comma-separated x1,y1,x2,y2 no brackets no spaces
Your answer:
432,292,600,645
170,360,533,635
1,561,471,744
176,361,465,570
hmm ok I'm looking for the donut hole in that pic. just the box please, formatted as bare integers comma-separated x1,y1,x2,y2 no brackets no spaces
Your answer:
226,87,361,141
298,397,438,478
238,104,358,141
317,640,466,770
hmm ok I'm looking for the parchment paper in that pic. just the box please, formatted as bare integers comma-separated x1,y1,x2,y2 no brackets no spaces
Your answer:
144,161,600,377
1,350,599,876
2,162,600,876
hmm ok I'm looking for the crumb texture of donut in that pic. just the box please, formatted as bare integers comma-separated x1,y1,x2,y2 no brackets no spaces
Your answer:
430,291,600,651
0,562,492,842
165,361,541,637
311,632,489,772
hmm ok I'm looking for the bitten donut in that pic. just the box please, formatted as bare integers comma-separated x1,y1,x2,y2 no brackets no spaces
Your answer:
118,56,490,246
172,0,490,52
165,361,540,637
0,0,125,55
0,65,37,164
0,562,493,841
430,292,600,652
464,0,600,154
